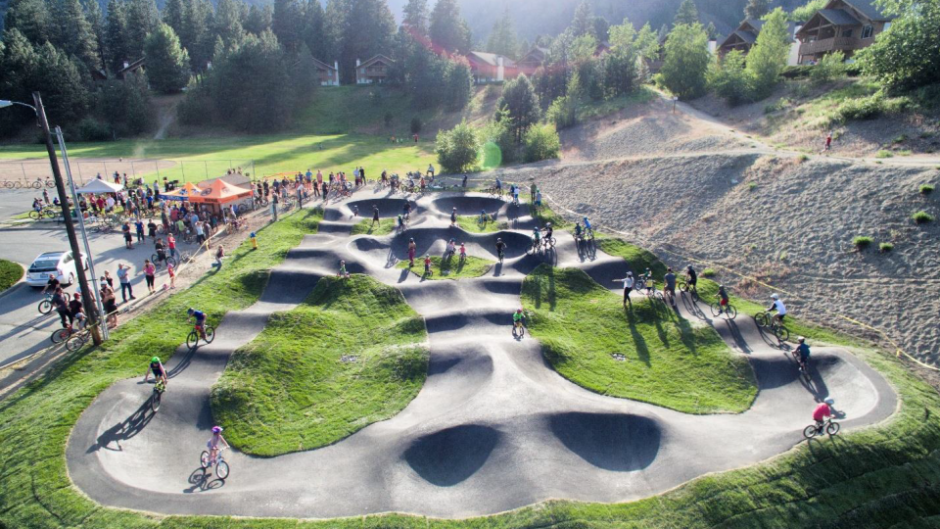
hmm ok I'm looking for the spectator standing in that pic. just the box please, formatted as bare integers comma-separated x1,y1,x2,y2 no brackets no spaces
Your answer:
135,218,145,243
143,259,156,294
116,264,135,303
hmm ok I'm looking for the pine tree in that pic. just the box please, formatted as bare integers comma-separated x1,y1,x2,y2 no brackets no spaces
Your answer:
272,0,304,52
486,8,518,59
634,22,658,59
323,0,349,67
593,16,610,42
674,0,698,26
3,0,52,44
444,56,472,110
745,8,789,99
125,0,159,59
214,0,245,50
402,0,429,39
302,0,327,60
83,0,106,69
745,0,771,21
245,4,272,35
660,22,709,99
144,23,190,93
34,41,91,122
163,0,185,39
429,0,470,54
705,21,718,40
496,74,540,143
104,0,129,72
570,0,593,38
52,0,100,68
339,0,395,83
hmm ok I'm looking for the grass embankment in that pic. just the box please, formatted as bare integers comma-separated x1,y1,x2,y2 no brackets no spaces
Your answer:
456,215,505,233
522,266,757,413
350,218,397,236
0,133,435,185
210,275,428,456
0,259,23,292
578,86,657,122
397,255,494,280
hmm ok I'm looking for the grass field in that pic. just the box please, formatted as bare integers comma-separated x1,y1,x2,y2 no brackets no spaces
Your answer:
210,275,428,456
0,259,23,292
456,215,506,233
522,265,757,413
397,254,494,280
0,133,435,186
350,217,397,236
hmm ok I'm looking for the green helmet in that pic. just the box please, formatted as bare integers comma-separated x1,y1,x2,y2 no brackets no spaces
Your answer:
151,356,160,363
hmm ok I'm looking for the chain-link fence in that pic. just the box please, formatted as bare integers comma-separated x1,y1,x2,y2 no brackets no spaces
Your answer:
0,159,256,188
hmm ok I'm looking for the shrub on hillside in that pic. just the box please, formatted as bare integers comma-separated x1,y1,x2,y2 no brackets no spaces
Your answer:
912,211,934,224
77,118,112,142
879,242,894,253
853,236,873,250
435,121,481,173
660,23,710,99
708,50,750,105
523,124,561,163
810,51,849,85
920,184,934,195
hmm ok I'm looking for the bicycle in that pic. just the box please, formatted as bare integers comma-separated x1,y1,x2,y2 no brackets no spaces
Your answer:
678,279,699,302
93,218,115,233
512,320,525,338
38,292,54,315
151,252,178,270
525,239,543,256
803,417,840,439
186,323,215,350
151,380,166,412
755,311,790,342
646,282,665,304
29,207,57,221
65,325,93,352
792,349,811,383
50,325,73,344
200,447,230,479
709,301,737,319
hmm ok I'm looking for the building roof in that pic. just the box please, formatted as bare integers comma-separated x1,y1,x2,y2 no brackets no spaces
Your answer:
817,8,862,26
359,54,395,68
467,51,516,68
310,57,336,71
843,0,894,22
117,57,145,76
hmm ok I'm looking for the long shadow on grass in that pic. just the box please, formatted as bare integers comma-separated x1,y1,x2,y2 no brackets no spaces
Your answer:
624,309,651,366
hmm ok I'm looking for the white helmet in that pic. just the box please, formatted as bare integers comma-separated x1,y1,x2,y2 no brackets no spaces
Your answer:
824,397,834,405
771,293,779,300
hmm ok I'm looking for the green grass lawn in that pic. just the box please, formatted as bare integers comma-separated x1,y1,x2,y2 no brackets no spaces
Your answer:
522,265,757,413
0,259,23,292
0,132,435,185
350,217,397,236
397,254,494,280
456,215,506,233
210,275,428,456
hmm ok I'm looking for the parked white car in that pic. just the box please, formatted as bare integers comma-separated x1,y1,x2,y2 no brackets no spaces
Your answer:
26,251,88,287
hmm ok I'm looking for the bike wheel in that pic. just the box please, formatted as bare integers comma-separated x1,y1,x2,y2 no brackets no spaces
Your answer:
710,303,722,317
38,299,53,315
547,237,556,248
51,327,70,344
29,210,40,221
726,305,737,319
65,333,87,352
186,330,199,349
755,312,770,327
775,326,790,342
826,422,840,436
803,425,818,439
216,459,229,479
204,326,215,344
525,243,536,256
200,451,210,469
31,181,42,189
151,391,162,412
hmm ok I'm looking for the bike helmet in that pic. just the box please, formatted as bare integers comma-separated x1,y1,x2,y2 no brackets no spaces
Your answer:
516,308,523,313
497,237,503,242
771,293,779,300
151,356,160,363
187,307,195,315
719,284,725,289
212,426,223,433
627,271,633,276
546,222,552,227
798,336,806,343
409,238,414,242
824,397,834,405
687,264,694,270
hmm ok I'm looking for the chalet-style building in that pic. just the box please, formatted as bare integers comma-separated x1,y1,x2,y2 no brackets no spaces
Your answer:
796,0,894,64
117,58,145,80
519,46,549,75
718,20,801,65
466,52,518,84
311,57,340,86
355,55,395,84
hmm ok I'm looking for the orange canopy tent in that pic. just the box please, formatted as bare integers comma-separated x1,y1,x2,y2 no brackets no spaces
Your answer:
188,179,253,204
159,182,200,202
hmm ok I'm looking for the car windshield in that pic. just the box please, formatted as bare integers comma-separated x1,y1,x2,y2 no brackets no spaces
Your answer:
29,259,59,272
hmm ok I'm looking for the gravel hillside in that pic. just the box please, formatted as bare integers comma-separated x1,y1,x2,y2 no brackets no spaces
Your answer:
497,153,940,365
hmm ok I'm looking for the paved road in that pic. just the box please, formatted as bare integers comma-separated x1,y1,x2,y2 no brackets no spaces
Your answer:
66,192,897,519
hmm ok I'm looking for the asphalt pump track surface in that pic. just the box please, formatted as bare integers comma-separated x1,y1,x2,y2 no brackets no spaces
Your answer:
67,192,898,519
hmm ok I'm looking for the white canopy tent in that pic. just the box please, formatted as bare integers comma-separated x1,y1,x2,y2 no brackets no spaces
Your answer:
76,179,124,194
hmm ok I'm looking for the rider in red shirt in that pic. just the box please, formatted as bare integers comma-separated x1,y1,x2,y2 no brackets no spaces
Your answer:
813,398,834,425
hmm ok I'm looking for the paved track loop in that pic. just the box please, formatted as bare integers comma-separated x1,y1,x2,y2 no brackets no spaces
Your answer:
67,192,897,519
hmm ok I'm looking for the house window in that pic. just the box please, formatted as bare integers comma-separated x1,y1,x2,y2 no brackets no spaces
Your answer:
862,25,873,38
843,28,853,38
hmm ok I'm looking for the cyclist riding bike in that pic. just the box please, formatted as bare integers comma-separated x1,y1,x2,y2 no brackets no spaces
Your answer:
187,308,208,340
813,398,834,428
766,293,787,325
450,207,458,227
685,264,698,293
445,239,457,256
479,209,488,224
641,268,654,294
574,222,583,239
143,356,168,385
663,268,677,304
206,426,230,468
531,227,542,247
424,254,432,275
794,336,811,369
154,239,167,264
512,308,525,330
582,217,594,237
717,285,730,314
544,222,553,240
42,273,60,295
459,242,467,260
495,238,506,261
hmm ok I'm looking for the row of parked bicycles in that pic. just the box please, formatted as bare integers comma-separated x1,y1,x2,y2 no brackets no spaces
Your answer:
2,177,56,189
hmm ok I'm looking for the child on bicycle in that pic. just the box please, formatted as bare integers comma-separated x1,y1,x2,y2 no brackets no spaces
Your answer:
531,227,542,247
144,356,168,385
445,239,456,257
424,254,432,276
459,243,467,260
450,207,458,227
794,336,811,368
206,426,229,468
582,217,594,236
512,308,525,329
766,293,787,324
717,285,730,314
187,308,208,340
813,398,834,429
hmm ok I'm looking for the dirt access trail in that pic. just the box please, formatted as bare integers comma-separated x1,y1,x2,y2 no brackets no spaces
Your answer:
66,192,895,518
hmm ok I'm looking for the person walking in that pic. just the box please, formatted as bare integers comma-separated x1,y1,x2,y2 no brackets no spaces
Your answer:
271,195,279,222
143,259,156,294
135,218,145,243
117,264,135,303
408,238,417,267
825,131,832,151
213,245,225,269
372,205,380,228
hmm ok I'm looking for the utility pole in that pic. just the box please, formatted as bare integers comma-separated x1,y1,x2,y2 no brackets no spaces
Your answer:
33,92,102,345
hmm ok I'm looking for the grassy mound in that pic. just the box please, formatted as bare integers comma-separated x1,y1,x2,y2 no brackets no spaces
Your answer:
0,259,23,292
350,218,396,236
210,275,428,456
397,254,493,280
456,216,506,233
522,265,757,413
